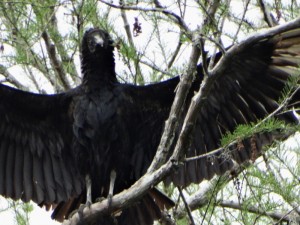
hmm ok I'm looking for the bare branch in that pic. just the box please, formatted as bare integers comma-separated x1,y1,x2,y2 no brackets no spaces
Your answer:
139,59,174,79
258,0,278,27
47,6,80,84
99,0,191,34
147,32,202,172
0,64,26,89
167,33,183,69
272,150,300,183
219,199,300,223
178,186,195,225
232,0,251,42
119,3,144,84
148,0,222,173
42,31,71,90
174,163,245,219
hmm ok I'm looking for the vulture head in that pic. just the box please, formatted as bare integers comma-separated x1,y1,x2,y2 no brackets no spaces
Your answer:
81,28,116,84
82,28,113,55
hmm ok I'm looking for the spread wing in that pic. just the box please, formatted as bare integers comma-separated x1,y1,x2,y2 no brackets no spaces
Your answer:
0,84,84,205
124,26,300,186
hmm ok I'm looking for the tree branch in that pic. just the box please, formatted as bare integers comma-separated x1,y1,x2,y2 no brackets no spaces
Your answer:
148,0,222,173
119,2,144,84
174,161,245,219
219,199,300,223
258,0,278,27
47,6,80,84
41,31,71,90
147,32,201,172
0,64,27,89
167,33,183,69
99,0,191,34
178,186,195,225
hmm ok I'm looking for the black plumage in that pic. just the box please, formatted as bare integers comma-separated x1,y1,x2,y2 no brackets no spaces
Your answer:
0,23,300,225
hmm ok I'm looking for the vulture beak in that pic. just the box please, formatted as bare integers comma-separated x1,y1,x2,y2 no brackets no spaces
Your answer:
93,33,105,47
88,31,106,53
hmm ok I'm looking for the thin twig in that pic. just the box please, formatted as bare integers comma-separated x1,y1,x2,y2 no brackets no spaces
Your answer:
178,186,196,225
0,64,26,89
41,31,71,90
258,0,278,27
119,2,144,84
232,0,251,42
167,32,183,69
219,200,300,223
99,0,191,34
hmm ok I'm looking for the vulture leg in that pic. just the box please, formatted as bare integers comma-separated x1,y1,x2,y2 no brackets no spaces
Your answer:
68,175,92,222
108,170,116,206
85,175,92,206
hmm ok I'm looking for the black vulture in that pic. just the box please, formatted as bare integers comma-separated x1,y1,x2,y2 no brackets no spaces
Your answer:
0,21,300,225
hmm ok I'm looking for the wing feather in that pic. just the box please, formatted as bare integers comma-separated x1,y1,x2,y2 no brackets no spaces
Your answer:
42,146,56,203
6,142,15,197
0,139,8,194
0,85,84,206
22,146,33,202
32,153,45,203
14,144,23,199
176,28,300,186
125,27,300,188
